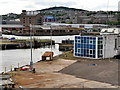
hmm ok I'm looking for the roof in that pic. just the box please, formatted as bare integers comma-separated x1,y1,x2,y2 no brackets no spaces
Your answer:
0,25,24,28
45,17,55,19
42,51,54,57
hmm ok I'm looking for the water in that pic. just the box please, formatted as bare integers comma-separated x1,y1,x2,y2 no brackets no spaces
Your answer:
1,35,75,73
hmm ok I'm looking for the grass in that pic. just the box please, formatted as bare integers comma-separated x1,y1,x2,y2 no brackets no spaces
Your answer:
0,39,52,44
55,51,79,60
55,51,105,61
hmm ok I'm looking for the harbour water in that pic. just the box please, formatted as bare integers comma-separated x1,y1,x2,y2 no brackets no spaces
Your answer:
1,35,75,73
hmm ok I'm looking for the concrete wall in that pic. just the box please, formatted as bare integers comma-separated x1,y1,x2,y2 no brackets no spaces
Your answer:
103,34,118,58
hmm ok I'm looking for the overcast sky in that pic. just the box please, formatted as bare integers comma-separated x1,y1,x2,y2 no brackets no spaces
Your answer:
0,0,119,15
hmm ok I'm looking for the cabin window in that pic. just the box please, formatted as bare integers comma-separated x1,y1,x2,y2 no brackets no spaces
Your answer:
115,39,117,49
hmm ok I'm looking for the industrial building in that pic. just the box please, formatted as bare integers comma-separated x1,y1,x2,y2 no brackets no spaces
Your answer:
74,29,120,59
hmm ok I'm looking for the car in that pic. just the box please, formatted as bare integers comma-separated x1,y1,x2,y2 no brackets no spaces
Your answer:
20,66,29,71
114,55,120,59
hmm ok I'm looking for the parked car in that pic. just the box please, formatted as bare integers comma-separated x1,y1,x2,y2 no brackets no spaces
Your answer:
114,55,120,59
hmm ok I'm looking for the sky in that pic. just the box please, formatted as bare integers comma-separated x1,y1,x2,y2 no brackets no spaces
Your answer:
0,0,119,15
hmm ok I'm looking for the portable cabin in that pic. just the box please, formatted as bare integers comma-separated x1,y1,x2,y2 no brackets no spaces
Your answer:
42,51,54,61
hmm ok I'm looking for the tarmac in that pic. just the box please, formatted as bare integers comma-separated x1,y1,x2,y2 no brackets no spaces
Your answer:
59,59,118,85
12,59,119,88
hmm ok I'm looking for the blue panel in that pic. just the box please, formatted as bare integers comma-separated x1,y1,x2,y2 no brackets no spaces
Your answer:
90,37,92,39
75,53,78,56
75,43,77,48
84,37,87,43
75,48,77,53
81,44,83,48
78,39,80,43
81,37,83,39
93,45,96,49
87,44,89,49
84,44,86,48
93,37,96,40
87,39,89,44
81,49,83,54
75,40,77,42
81,39,83,43
87,49,89,54
78,49,80,53
93,40,96,45
90,45,93,49
93,50,95,54
87,37,89,39
84,49,86,56
78,44,80,48
78,37,80,39
78,54,81,56
75,36,77,39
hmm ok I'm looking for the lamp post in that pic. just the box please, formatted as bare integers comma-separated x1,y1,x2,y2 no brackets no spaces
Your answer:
50,26,53,60
30,24,33,71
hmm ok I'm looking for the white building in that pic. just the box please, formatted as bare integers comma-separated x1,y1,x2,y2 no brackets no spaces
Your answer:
74,31,120,59
101,28,120,34
118,1,120,11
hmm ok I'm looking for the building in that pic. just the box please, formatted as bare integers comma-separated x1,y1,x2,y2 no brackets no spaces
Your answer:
74,32,120,59
20,10,43,27
118,1,120,11
42,52,54,61
44,17,56,22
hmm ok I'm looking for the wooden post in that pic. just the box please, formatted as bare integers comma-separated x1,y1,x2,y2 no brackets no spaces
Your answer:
7,79,8,88
16,75,17,83
11,65,12,71
5,67,6,74
21,77,23,85
13,70,15,77
11,71,12,80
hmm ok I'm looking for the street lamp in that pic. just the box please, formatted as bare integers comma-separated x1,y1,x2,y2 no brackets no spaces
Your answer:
30,24,33,71
50,26,53,60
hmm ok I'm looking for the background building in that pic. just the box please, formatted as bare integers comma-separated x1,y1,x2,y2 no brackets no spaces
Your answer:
20,10,43,27
44,17,56,22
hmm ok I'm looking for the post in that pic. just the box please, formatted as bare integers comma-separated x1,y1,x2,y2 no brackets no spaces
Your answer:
30,24,33,71
21,77,23,85
16,75,17,83
11,71,12,80
5,67,6,74
18,63,19,68
7,79,8,88
50,26,52,60
11,65,12,71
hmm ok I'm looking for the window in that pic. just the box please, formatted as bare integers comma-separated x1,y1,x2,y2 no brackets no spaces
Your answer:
89,49,93,55
89,40,93,44
115,39,117,49
77,48,81,54
100,50,103,55
77,39,81,43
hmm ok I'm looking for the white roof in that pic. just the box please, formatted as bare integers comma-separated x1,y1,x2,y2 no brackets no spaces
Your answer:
101,28,120,34
0,24,24,28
